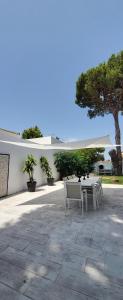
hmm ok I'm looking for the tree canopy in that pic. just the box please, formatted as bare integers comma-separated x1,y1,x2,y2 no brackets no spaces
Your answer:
22,126,43,139
76,52,123,117
75,51,123,174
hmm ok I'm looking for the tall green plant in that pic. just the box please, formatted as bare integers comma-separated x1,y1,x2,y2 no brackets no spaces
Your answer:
40,156,53,178
75,51,123,175
23,154,37,182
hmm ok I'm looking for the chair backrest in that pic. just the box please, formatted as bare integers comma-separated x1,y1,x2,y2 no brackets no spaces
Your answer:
65,182,81,199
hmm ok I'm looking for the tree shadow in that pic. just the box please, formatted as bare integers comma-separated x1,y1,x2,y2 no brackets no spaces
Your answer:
0,184,123,299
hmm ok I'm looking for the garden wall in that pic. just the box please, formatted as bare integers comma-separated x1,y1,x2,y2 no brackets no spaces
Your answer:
0,141,59,196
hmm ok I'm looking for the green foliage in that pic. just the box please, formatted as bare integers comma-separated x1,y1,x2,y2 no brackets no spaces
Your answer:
23,154,37,182
54,148,104,179
22,126,43,139
75,148,104,165
75,51,123,118
40,156,53,178
75,51,123,175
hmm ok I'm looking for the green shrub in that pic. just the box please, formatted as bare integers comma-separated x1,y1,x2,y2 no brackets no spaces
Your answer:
54,148,104,179
22,126,43,139
40,156,53,178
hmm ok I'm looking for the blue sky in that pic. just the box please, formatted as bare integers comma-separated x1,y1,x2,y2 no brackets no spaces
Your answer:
0,0,123,146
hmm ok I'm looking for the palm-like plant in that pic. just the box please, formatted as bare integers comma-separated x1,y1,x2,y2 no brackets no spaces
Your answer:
23,154,37,182
40,156,52,178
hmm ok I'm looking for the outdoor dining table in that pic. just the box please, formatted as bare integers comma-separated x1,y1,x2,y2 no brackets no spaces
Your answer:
70,176,100,186
69,176,101,210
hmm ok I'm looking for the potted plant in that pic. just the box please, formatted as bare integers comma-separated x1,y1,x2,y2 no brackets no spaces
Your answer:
23,154,37,192
40,156,54,185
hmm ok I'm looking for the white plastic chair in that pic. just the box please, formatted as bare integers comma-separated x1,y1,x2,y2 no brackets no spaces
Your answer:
82,184,100,210
95,180,103,206
64,181,87,216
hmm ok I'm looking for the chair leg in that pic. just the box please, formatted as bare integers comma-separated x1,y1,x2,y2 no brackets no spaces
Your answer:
83,190,87,212
85,192,88,212
81,200,83,216
68,199,70,209
93,192,97,210
96,197,99,209
85,198,88,212
65,198,67,216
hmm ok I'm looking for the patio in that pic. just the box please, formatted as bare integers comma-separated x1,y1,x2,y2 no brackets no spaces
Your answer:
0,182,123,299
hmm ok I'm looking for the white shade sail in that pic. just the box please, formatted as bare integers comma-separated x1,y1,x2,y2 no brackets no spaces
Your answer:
51,135,112,150
0,135,112,150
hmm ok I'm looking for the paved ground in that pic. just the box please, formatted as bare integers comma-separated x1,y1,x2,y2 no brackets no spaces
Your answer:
0,182,123,299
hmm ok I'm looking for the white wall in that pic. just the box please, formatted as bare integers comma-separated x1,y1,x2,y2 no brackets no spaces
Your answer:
0,141,59,195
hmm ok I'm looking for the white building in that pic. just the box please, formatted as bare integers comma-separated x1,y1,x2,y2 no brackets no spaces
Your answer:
0,129,61,197
0,129,111,197
94,160,113,175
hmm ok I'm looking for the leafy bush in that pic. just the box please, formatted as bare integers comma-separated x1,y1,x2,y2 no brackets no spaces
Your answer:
22,126,43,139
54,148,104,179
23,154,37,182
40,156,53,178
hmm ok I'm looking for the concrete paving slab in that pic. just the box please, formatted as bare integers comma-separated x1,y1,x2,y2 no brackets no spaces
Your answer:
56,265,104,299
0,282,30,300
24,278,91,300
0,246,62,281
0,182,122,299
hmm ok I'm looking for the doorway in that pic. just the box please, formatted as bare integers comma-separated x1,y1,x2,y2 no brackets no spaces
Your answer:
0,154,9,197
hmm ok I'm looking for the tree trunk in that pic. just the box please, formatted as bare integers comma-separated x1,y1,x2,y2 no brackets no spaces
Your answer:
113,111,122,175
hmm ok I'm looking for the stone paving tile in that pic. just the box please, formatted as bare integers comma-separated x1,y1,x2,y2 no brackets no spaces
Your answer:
7,230,50,246
24,277,92,300
76,235,105,250
0,258,33,291
63,253,86,271
0,282,30,300
85,257,123,299
56,265,104,299
24,240,66,264
0,234,30,251
69,244,104,261
103,239,123,256
0,240,9,253
102,285,123,300
104,252,123,283
84,256,123,293
84,258,108,286
0,246,62,282
0,182,123,299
